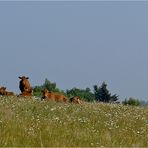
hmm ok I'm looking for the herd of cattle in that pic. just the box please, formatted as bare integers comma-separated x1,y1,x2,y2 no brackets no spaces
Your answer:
0,76,82,104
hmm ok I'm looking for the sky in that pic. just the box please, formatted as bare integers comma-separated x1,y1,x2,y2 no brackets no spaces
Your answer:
0,1,148,101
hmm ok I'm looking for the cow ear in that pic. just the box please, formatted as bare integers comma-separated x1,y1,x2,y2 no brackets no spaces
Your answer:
18,76,22,79
26,77,29,79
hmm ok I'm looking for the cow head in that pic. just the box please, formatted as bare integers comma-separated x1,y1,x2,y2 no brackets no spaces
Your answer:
42,88,49,100
0,87,6,91
0,86,7,95
70,96,81,104
19,76,29,80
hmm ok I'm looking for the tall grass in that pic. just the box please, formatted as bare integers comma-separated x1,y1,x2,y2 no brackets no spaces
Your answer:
0,96,147,147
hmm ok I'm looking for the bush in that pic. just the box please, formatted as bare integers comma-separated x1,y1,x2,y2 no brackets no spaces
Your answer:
122,98,141,106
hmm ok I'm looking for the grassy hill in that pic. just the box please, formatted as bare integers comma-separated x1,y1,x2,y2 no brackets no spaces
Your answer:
0,96,147,147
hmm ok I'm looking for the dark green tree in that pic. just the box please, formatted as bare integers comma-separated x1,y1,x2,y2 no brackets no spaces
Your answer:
93,82,118,103
110,94,119,102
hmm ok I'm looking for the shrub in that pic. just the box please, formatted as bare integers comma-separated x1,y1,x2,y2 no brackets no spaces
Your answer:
122,98,141,106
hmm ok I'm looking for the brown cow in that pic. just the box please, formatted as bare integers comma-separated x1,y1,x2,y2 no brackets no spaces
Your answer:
18,91,33,97
0,86,16,96
18,76,33,96
0,86,7,95
70,96,82,104
42,88,67,102
4,91,16,96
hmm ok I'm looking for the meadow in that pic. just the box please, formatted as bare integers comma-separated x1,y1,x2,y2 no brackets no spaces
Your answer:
0,96,147,147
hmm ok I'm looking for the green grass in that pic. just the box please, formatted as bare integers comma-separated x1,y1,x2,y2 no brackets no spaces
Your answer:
0,96,147,147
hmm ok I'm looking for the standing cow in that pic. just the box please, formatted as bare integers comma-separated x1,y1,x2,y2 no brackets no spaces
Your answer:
18,76,33,96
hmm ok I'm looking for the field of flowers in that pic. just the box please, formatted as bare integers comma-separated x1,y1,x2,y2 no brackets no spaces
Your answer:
0,96,147,147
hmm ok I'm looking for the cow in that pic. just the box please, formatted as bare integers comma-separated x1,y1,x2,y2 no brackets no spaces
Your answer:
70,96,82,104
0,86,15,96
18,76,33,96
0,86,6,95
42,88,67,103
4,91,16,96
18,91,33,97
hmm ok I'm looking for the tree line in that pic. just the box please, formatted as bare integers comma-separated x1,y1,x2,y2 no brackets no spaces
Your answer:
33,78,145,106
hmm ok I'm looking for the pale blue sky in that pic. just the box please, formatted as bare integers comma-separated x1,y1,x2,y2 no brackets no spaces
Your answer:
0,1,148,101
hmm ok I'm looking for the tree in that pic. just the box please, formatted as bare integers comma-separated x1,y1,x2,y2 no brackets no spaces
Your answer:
122,98,141,106
43,78,60,92
93,82,118,103
66,87,95,102
33,86,43,97
33,78,64,97
110,94,119,102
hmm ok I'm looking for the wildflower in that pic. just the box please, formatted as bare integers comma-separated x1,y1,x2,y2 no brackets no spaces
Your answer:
137,131,140,134
54,117,59,121
50,107,56,111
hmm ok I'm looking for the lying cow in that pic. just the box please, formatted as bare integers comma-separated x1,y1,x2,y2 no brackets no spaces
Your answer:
18,76,33,96
70,96,83,104
0,86,16,96
0,87,7,95
42,88,67,103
